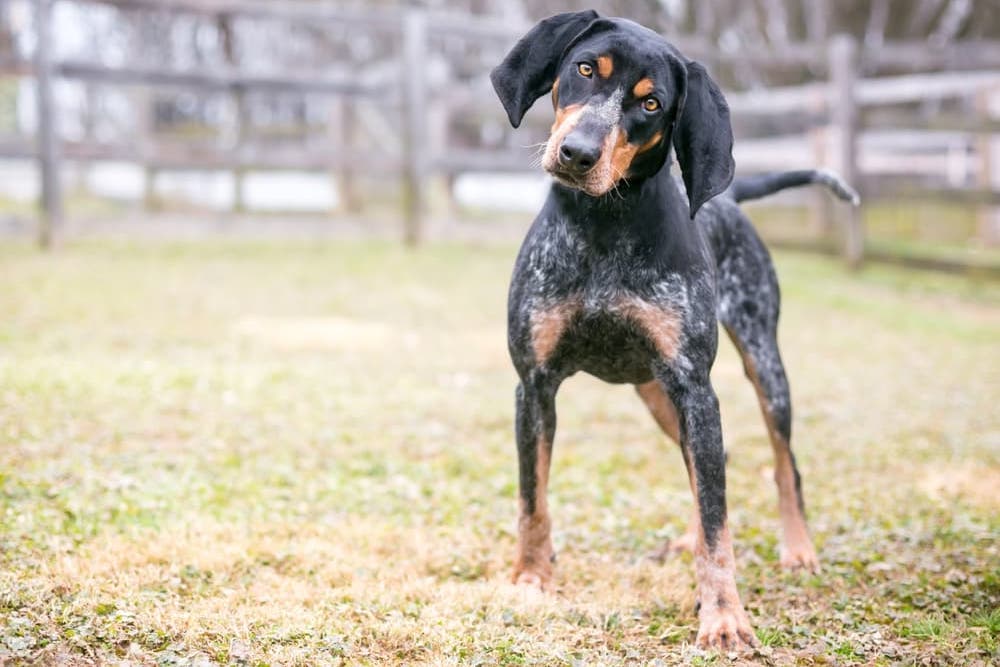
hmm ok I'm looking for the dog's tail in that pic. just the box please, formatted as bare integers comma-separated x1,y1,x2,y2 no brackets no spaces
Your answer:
729,169,860,206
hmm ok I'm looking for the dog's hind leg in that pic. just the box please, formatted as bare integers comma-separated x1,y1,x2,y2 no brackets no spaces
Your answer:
724,323,818,571
635,381,699,560
718,249,819,572
511,373,560,590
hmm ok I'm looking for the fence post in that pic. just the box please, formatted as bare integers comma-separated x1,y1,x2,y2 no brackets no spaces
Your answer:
829,34,863,268
329,97,362,214
132,87,159,210
232,88,248,213
401,9,427,246
34,0,62,249
428,96,454,228
975,88,999,246
808,110,832,243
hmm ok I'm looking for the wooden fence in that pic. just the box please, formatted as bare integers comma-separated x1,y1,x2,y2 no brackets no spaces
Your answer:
2,0,999,273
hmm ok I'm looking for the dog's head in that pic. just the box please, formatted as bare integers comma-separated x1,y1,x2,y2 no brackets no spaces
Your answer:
490,11,734,218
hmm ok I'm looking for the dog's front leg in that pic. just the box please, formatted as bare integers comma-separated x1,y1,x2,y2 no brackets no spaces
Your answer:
511,372,559,591
659,370,759,652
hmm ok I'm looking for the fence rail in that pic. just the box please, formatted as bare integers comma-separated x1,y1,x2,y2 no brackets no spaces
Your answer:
1,0,998,271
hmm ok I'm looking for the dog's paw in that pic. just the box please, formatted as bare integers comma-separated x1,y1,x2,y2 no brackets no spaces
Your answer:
511,562,553,592
513,571,548,590
695,605,758,652
780,541,820,573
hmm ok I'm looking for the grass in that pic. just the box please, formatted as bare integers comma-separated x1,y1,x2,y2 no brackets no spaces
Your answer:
0,239,998,666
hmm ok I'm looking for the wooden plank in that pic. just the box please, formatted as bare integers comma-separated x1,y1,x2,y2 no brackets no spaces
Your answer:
56,60,382,96
79,0,401,30
217,12,246,213
863,109,1000,134
0,138,400,172
434,150,537,174
869,40,1000,71
328,97,362,213
401,9,427,246
975,89,999,247
35,0,61,249
856,71,1000,106
142,148,400,172
727,70,1000,117
829,34,863,268
726,82,829,116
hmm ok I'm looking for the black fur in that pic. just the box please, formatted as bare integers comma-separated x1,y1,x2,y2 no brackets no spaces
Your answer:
490,10,600,128
672,60,735,218
493,11,845,646
730,169,860,205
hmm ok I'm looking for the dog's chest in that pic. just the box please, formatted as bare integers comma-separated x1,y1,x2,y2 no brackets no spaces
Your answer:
525,268,690,383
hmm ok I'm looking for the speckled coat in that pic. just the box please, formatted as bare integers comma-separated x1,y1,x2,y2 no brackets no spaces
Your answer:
491,10,843,651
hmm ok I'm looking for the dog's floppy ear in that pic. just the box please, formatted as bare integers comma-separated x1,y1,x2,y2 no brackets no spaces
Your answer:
672,61,734,219
490,10,600,128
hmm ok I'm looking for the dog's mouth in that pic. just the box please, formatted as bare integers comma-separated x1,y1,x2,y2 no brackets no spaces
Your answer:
547,167,613,197
548,168,584,188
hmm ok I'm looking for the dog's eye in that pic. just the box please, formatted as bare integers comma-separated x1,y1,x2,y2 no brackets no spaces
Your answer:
643,97,661,112
577,62,593,78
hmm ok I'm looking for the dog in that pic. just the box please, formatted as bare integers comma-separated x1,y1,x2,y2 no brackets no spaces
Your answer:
490,11,858,651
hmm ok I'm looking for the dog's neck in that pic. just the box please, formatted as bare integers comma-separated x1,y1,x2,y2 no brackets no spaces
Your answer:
549,167,696,256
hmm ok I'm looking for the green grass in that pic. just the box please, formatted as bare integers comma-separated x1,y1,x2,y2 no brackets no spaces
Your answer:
0,240,998,665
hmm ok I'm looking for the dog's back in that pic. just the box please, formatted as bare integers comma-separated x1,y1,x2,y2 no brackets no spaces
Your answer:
694,169,859,326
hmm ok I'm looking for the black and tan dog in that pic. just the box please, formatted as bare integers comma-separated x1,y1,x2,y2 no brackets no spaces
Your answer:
491,11,857,650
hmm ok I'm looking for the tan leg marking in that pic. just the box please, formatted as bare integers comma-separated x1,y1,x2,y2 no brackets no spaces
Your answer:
735,344,819,572
636,381,699,560
632,77,654,97
635,380,698,562
529,298,581,365
612,296,683,360
636,381,680,442
596,54,613,79
693,521,758,651
513,435,554,590
648,385,756,649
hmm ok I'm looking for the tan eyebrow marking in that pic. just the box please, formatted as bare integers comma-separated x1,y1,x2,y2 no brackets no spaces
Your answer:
633,78,654,97
596,55,613,78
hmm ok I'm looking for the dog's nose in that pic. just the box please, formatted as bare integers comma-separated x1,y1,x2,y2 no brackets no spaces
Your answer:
558,135,601,173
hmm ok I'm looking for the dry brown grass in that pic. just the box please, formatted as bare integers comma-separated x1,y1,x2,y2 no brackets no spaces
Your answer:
0,240,997,666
